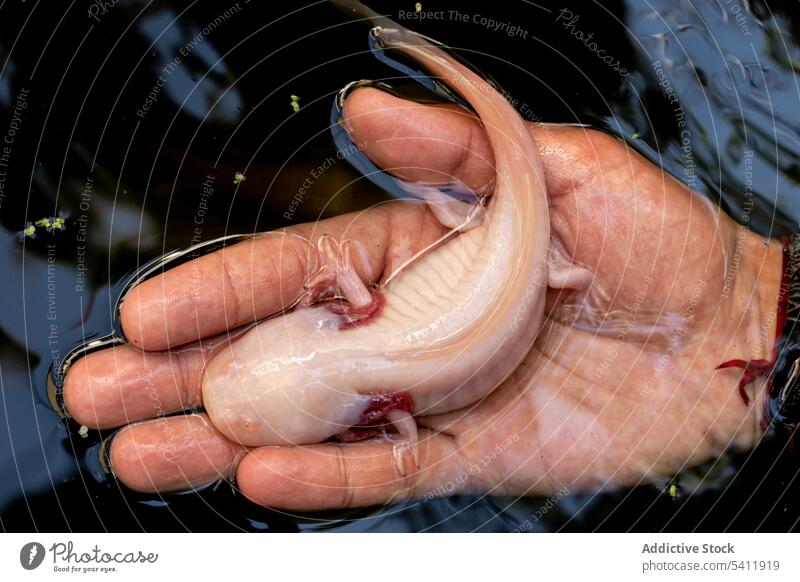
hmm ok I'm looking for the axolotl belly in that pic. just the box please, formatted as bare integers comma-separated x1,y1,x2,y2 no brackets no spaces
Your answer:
202,22,556,452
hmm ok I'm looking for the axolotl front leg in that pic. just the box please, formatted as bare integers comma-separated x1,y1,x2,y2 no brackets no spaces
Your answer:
302,234,384,326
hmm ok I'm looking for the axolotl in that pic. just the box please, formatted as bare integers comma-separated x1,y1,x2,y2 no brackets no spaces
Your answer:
201,11,586,460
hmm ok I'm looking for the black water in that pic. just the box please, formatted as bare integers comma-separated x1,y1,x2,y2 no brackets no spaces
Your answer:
1,0,800,532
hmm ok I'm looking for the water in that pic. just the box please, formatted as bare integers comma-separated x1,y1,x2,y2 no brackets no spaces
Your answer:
1,0,799,531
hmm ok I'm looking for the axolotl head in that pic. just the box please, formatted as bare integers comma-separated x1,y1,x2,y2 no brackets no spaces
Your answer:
201,302,417,447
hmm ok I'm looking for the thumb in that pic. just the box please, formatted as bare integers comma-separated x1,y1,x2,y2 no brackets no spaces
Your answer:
341,86,496,193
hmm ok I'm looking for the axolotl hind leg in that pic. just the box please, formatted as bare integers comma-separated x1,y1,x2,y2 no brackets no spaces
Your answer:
334,393,420,474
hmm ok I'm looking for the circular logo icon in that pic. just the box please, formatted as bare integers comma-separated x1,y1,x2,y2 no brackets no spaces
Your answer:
19,542,46,570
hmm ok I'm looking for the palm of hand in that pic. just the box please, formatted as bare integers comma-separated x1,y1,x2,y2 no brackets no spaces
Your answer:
412,125,772,498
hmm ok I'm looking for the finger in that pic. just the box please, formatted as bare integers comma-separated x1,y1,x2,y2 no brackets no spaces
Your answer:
121,230,314,352
108,413,245,493
236,432,467,511
342,86,496,192
63,344,206,430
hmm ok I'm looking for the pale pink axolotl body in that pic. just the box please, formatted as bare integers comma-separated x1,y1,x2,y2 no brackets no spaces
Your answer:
201,22,582,456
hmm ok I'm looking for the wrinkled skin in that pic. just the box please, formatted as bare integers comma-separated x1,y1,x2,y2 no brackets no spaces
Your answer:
63,87,782,511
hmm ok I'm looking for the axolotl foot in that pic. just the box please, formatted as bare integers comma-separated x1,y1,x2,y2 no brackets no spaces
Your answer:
302,234,384,328
333,393,420,474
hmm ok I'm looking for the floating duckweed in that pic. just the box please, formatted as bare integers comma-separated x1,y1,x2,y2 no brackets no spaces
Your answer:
78,425,89,438
631,132,641,140
668,483,678,497
233,172,246,184
290,94,300,113
415,2,422,12
19,215,68,240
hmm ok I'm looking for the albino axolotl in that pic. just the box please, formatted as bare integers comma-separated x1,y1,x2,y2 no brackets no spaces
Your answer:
201,7,587,464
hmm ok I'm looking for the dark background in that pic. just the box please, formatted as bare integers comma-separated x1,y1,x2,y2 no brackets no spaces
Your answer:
1,0,799,531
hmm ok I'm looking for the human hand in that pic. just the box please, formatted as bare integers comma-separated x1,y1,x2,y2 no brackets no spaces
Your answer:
63,87,783,510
